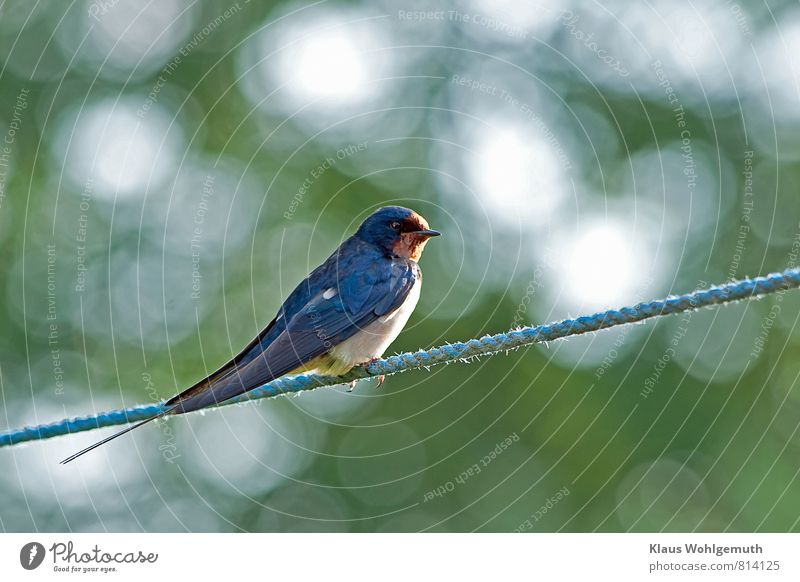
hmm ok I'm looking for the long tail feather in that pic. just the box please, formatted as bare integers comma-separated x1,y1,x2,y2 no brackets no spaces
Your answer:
60,411,169,464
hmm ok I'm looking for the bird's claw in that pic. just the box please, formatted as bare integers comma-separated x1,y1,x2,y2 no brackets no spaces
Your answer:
366,358,385,388
346,380,358,393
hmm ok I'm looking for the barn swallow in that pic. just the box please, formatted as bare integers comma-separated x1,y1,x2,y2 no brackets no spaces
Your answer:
61,206,440,463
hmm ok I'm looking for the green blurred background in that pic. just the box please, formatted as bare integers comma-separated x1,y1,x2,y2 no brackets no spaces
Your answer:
2,0,800,532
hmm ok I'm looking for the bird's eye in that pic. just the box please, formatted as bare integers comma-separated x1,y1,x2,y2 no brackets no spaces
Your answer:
390,221,401,230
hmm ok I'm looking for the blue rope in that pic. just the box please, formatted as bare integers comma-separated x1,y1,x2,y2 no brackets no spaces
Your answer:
2,267,799,448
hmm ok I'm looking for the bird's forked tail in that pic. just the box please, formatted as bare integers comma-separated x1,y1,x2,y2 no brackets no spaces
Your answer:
59,409,171,464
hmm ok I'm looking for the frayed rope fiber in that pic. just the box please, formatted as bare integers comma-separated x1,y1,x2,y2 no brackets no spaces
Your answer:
3,267,800,448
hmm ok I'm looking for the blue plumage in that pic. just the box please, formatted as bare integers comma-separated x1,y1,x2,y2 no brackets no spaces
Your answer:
61,206,439,463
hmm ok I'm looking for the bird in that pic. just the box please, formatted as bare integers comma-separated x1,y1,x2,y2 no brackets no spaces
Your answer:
61,206,440,464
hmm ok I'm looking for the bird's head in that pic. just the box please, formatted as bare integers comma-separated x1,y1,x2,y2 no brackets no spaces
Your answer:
355,206,440,260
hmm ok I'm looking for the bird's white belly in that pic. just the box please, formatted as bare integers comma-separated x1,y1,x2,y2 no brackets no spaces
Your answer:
329,279,421,367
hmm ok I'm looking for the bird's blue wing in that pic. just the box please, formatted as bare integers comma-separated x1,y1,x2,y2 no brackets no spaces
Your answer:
165,238,365,408
170,256,416,413
254,258,416,377
165,268,324,406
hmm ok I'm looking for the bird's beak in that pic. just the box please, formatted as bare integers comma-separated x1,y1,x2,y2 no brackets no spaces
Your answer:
410,229,441,238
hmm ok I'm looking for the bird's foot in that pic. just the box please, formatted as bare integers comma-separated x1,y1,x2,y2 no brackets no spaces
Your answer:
366,358,385,388
346,380,358,393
